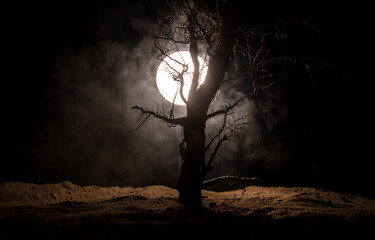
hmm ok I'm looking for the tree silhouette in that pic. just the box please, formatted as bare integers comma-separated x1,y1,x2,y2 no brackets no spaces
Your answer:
132,0,319,205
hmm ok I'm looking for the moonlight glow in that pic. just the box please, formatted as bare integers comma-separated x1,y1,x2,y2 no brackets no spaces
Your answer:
156,51,208,105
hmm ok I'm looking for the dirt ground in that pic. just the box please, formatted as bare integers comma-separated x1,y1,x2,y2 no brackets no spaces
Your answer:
1,181,374,239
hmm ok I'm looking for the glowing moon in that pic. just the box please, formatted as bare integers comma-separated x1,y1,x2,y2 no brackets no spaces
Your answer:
156,51,208,105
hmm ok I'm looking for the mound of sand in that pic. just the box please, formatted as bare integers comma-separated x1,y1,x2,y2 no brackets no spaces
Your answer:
0,181,176,207
1,181,374,238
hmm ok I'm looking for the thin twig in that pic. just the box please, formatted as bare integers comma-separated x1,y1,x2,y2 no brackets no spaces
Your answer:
202,176,259,188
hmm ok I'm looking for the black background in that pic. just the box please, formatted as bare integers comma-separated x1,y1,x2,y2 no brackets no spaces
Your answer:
2,1,374,197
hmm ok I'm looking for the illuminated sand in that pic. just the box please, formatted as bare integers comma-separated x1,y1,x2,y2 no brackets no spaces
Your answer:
1,182,374,238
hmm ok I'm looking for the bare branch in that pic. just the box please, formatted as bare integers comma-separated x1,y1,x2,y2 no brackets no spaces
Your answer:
207,80,274,120
184,0,213,49
131,105,186,127
142,28,192,45
178,73,188,104
188,40,200,100
153,40,187,68
248,20,320,38
258,56,342,86
127,113,152,134
202,176,259,189
206,90,254,120
200,135,227,179
205,110,228,151
221,73,246,84
169,91,178,119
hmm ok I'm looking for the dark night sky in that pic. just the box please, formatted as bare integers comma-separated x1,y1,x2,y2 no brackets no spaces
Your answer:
2,1,374,197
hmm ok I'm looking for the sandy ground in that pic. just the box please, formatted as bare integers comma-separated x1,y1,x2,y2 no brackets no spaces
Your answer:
1,181,374,239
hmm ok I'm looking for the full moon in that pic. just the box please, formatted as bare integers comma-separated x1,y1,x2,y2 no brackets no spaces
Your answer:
156,51,208,105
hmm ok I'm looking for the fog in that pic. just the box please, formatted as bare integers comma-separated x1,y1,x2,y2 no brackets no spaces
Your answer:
1,0,311,188
38,34,269,187
3,1,373,196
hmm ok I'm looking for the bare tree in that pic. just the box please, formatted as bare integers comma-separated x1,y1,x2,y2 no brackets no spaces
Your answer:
131,0,320,205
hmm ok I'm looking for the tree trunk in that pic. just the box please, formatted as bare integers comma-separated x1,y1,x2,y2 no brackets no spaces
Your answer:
177,129,205,205
177,1,235,205
177,92,209,205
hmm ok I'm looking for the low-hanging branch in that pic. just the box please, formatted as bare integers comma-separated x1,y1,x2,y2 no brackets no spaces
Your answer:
201,175,259,189
131,105,186,127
